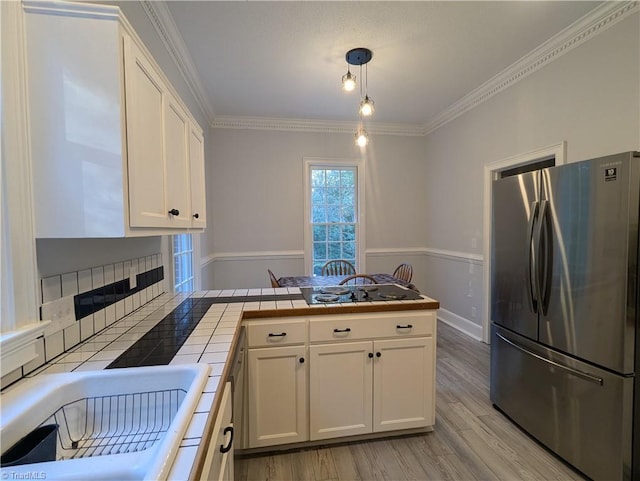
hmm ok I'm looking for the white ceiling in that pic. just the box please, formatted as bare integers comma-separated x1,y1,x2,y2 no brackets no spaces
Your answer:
165,1,601,127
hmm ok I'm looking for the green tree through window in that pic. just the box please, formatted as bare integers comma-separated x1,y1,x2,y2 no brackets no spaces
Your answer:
310,167,357,276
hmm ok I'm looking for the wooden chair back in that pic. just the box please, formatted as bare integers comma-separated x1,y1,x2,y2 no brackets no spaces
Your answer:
267,269,280,287
339,274,378,285
321,259,356,276
393,263,413,282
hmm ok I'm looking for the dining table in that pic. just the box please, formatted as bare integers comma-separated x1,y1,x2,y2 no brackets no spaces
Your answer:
276,273,417,291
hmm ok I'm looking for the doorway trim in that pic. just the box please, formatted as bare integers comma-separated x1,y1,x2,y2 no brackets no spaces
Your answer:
481,141,566,343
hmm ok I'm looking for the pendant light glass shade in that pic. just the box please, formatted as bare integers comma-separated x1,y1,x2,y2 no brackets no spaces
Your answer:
355,128,368,147
342,70,356,92
359,95,375,117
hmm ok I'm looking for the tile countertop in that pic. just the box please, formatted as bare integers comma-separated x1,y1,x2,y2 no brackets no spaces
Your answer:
3,286,439,480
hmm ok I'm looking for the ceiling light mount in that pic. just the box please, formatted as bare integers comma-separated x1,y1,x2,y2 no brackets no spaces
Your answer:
345,48,373,66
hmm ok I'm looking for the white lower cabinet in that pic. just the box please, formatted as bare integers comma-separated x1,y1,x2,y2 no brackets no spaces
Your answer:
201,382,234,481
244,311,436,448
247,345,308,447
309,337,433,440
309,341,373,440
372,337,434,432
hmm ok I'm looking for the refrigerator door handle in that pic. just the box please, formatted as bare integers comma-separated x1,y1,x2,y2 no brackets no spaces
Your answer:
539,200,553,315
527,201,540,313
496,332,604,385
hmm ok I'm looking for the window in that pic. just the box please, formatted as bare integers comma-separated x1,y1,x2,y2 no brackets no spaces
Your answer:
173,234,194,292
304,159,365,276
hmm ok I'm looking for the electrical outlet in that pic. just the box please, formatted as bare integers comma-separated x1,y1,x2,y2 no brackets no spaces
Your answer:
471,307,477,318
129,266,137,290
471,237,477,249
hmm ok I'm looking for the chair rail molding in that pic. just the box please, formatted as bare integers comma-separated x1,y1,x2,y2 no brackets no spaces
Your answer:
201,250,305,267
421,247,483,264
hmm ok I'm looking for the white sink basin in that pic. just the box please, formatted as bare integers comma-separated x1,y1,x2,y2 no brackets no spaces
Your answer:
1,364,210,480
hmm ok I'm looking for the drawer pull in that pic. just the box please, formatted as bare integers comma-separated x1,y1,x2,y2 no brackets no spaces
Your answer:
376,352,382,358
368,352,374,358
333,328,351,333
268,332,287,337
396,324,413,329
219,426,234,453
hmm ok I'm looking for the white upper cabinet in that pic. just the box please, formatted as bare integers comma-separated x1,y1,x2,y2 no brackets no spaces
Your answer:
189,125,207,229
23,1,206,237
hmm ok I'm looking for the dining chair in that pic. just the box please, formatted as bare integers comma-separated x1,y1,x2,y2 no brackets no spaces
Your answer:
339,274,378,285
321,259,356,276
267,269,280,288
393,263,413,283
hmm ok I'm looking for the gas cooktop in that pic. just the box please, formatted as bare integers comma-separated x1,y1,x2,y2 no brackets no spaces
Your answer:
300,284,422,304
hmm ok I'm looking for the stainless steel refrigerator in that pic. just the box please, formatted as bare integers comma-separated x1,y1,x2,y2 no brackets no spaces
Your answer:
490,151,639,481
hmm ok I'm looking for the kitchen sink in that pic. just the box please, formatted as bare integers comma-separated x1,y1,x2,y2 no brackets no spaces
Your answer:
0,364,210,480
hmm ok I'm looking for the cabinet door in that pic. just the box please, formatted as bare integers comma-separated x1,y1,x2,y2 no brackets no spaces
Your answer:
309,341,372,440
123,36,168,228
164,93,191,229
188,125,207,228
373,337,434,432
248,346,307,447
201,382,234,481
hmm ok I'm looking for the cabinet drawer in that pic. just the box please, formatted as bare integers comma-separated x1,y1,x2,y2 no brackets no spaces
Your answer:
246,319,306,347
309,311,436,343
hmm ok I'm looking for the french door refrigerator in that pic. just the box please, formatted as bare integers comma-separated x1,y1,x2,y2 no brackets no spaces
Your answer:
490,151,639,481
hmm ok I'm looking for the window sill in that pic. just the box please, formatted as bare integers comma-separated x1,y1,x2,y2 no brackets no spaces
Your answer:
0,322,50,377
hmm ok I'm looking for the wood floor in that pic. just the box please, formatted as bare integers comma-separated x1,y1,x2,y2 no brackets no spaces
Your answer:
235,321,587,481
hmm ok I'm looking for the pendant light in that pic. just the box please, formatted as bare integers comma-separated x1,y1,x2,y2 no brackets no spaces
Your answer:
355,127,369,147
342,47,374,147
342,70,356,92
359,95,375,117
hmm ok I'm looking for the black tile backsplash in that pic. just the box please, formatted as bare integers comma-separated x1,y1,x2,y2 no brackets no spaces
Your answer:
73,267,164,320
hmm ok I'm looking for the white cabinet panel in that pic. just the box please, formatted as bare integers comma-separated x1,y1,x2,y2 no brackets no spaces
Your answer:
124,35,168,228
248,345,307,447
164,93,191,229
309,341,372,440
373,337,435,432
189,126,207,228
201,382,234,481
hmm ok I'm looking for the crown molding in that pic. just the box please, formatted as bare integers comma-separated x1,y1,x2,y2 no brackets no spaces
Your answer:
212,116,425,136
141,0,637,137
140,0,215,124
422,1,639,136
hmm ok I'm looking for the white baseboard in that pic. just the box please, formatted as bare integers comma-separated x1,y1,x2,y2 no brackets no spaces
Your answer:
437,308,483,342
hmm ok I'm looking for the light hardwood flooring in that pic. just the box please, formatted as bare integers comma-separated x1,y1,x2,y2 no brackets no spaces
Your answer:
235,321,587,481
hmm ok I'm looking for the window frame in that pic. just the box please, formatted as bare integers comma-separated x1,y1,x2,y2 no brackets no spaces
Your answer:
303,157,365,276
167,233,201,293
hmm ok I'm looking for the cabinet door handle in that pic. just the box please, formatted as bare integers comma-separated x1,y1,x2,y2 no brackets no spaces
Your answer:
168,209,180,216
219,426,234,453
299,357,305,364
193,213,199,219
333,328,351,333
376,352,382,358
396,324,413,329
268,332,287,337
368,352,374,358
